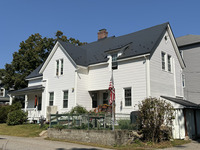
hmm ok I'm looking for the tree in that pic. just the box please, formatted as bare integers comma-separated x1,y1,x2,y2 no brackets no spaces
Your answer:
138,98,175,143
2,31,86,90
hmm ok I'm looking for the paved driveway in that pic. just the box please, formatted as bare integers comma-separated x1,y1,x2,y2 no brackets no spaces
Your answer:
161,139,200,150
0,135,112,150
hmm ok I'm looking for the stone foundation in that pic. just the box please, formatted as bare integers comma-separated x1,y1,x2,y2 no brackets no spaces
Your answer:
48,129,131,146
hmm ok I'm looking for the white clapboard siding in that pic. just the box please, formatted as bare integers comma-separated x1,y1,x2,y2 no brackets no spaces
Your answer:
28,78,43,87
76,69,91,110
150,31,184,98
42,46,76,115
88,64,110,91
114,58,146,114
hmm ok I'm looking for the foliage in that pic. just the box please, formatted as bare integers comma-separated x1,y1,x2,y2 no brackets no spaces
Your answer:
53,124,67,130
1,31,86,90
7,109,27,125
0,102,22,123
117,119,137,130
0,105,10,123
137,98,175,143
70,105,88,114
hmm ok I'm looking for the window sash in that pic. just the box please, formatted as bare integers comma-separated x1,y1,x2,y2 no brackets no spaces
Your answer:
125,88,131,106
63,91,68,108
112,54,117,62
49,92,54,106
168,55,171,72
61,59,63,75
161,52,166,70
56,60,59,75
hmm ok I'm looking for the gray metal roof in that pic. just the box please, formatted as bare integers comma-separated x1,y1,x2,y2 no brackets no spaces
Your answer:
26,63,43,79
58,40,88,66
9,85,44,95
176,34,200,47
26,22,169,79
81,22,168,65
161,96,198,108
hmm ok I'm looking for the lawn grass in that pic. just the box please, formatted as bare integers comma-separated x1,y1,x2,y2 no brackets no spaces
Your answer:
0,123,190,149
0,123,48,137
47,137,191,150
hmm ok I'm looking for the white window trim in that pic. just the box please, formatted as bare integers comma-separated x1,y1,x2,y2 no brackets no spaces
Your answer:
167,54,172,73
60,59,64,76
49,92,54,106
56,59,64,76
123,87,132,108
63,90,68,108
161,51,166,71
56,60,59,76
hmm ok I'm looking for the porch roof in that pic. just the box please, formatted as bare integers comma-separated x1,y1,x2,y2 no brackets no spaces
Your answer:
9,85,44,95
161,96,199,108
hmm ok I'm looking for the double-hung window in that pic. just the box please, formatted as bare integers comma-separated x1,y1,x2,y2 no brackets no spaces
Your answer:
167,55,171,72
124,88,132,106
56,59,64,76
63,91,68,108
61,59,64,75
56,60,59,75
112,54,118,69
161,52,166,70
49,92,54,106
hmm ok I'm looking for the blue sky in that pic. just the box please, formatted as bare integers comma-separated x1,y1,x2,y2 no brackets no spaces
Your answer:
0,0,199,69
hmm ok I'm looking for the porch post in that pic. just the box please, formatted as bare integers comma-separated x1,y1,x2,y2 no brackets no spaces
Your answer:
9,95,13,105
25,95,28,112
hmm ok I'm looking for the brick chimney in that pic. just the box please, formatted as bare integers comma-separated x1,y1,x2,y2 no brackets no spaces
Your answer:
98,29,108,40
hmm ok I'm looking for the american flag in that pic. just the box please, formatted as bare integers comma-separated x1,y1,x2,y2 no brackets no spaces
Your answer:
109,74,115,105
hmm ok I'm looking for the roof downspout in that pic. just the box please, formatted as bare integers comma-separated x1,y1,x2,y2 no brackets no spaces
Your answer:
144,55,151,97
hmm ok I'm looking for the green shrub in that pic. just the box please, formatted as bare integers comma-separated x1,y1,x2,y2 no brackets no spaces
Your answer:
118,119,137,130
7,110,27,125
9,102,22,112
138,97,174,143
0,105,10,123
53,124,67,130
70,105,88,114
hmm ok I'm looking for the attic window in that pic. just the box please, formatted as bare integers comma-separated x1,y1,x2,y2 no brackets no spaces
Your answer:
164,36,168,43
112,54,118,70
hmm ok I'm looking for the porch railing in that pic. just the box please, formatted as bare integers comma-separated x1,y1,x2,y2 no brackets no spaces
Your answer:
22,108,41,122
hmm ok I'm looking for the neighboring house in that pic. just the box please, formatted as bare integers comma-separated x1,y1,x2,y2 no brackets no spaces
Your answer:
176,35,200,139
176,35,200,104
9,22,200,139
0,80,9,105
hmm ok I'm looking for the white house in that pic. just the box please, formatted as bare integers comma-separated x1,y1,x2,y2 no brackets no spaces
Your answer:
9,22,199,139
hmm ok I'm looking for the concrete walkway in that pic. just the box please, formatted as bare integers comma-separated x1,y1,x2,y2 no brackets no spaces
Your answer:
0,135,112,150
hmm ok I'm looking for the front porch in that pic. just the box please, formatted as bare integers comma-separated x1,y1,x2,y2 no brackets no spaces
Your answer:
89,90,110,109
9,85,44,122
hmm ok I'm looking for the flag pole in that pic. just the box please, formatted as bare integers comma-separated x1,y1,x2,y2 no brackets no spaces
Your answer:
112,100,115,131
111,70,115,131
